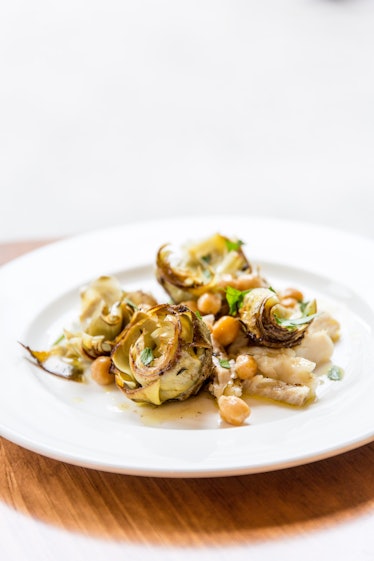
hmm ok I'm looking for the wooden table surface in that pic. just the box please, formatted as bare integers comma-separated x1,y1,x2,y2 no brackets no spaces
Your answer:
1,241,374,560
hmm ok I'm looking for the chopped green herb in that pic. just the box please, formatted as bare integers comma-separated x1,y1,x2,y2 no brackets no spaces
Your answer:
226,285,252,315
327,365,344,381
52,333,65,346
268,286,276,293
274,313,318,330
140,347,154,366
195,310,202,320
219,359,231,369
225,239,244,252
299,301,310,313
201,254,211,264
274,314,316,329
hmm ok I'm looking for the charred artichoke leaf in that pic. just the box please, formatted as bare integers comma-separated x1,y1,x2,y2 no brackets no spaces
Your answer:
112,304,213,405
156,233,252,303
80,333,114,359
20,342,86,381
239,288,317,348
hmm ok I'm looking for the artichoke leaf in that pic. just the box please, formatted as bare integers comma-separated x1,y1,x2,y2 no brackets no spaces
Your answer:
122,378,162,405
111,312,160,378
85,301,124,340
80,275,123,325
81,333,114,359
20,343,86,382
158,350,205,402
123,290,158,311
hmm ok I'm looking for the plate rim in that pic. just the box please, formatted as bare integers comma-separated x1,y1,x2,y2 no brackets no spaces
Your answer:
1,215,374,477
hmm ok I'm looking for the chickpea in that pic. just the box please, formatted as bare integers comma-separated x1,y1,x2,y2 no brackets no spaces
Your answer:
235,274,265,291
197,292,222,315
217,273,265,291
280,297,298,309
281,287,304,302
218,395,251,426
91,356,114,386
216,274,235,289
181,300,198,312
212,315,240,346
235,354,257,380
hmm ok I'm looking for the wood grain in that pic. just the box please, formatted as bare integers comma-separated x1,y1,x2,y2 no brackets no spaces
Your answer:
1,437,374,546
1,240,374,547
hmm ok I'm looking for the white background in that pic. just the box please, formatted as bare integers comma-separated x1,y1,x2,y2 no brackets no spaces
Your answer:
1,0,374,243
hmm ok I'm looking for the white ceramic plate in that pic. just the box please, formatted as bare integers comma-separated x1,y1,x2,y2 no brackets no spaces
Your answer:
1,216,374,477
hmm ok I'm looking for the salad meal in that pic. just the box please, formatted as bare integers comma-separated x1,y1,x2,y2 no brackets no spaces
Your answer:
23,233,342,426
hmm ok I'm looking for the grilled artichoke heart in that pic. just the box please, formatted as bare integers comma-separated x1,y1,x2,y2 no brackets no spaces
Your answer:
239,288,317,348
156,233,252,303
112,304,213,405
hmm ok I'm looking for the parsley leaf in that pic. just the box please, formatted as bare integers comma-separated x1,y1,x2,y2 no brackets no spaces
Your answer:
140,347,154,366
195,310,202,320
299,301,310,313
327,365,344,381
274,313,318,330
52,333,65,346
225,239,244,252
226,285,252,315
219,359,231,369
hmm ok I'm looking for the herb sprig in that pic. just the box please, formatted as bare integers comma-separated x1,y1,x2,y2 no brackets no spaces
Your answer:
140,347,154,366
327,365,344,381
225,286,252,315
274,313,318,330
225,239,244,252
219,359,231,369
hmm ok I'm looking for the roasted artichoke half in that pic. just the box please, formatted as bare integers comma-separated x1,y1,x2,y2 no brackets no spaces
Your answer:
239,288,317,348
111,304,213,405
156,233,252,303
23,276,157,381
